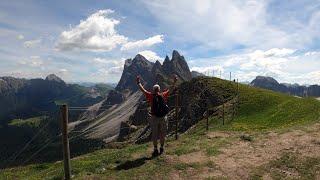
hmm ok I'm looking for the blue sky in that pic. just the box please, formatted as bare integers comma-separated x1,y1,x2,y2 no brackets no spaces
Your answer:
1,0,320,84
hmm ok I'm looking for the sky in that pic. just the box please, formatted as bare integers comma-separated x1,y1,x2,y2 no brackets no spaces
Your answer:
1,0,320,84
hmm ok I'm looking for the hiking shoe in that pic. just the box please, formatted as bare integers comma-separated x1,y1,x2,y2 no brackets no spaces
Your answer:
159,147,164,155
152,149,159,157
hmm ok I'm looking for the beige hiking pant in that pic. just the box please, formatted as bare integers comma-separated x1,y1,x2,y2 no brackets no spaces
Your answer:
149,115,168,141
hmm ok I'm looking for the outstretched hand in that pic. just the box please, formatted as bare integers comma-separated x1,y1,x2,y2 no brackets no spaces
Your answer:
136,76,141,84
173,74,178,83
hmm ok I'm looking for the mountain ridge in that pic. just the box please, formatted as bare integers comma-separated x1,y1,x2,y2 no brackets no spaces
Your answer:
250,76,320,97
73,50,193,143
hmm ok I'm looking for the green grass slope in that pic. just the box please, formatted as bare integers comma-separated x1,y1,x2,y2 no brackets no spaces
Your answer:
8,116,47,128
233,83,320,131
1,77,320,179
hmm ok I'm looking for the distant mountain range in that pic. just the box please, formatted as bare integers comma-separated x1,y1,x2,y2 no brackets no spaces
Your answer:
75,82,117,88
250,76,320,97
0,75,115,168
0,74,113,127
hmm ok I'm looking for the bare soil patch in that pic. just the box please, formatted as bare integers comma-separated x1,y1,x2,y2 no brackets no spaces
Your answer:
177,151,208,164
169,124,320,179
206,131,231,139
208,123,320,179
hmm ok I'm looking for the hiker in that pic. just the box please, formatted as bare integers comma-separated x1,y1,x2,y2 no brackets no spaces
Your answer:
136,75,177,157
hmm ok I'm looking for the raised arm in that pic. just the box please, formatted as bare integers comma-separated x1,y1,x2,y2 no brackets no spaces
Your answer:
171,74,178,90
163,74,178,95
136,76,148,94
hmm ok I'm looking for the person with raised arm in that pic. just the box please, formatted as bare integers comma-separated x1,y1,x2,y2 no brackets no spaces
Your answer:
136,75,178,157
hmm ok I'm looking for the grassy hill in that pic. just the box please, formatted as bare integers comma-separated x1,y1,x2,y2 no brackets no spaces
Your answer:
231,82,320,131
2,77,320,179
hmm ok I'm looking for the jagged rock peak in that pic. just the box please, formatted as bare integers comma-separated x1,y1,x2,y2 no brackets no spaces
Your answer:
152,60,162,72
45,74,64,83
172,50,181,60
124,59,132,67
154,60,161,67
164,55,170,62
129,54,154,68
133,54,148,63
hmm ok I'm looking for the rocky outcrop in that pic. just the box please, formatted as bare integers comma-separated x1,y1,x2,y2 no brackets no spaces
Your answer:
162,50,192,81
100,50,193,109
116,50,192,94
76,50,193,142
103,90,124,106
116,54,154,92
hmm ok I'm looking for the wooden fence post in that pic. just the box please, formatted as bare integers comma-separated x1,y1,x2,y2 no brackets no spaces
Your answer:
60,105,71,180
222,103,225,125
237,79,239,95
206,99,209,131
206,108,209,131
232,102,235,121
175,91,179,140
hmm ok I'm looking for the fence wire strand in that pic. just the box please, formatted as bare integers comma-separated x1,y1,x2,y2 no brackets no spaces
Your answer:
11,94,239,167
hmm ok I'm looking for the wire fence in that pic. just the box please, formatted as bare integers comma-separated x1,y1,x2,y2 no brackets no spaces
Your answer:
22,133,62,166
5,87,240,169
3,112,62,167
6,116,52,165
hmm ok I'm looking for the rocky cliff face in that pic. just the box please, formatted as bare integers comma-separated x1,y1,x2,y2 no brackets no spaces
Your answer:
101,50,192,108
116,50,192,93
250,76,320,97
116,54,154,92
162,50,192,81
76,50,193,142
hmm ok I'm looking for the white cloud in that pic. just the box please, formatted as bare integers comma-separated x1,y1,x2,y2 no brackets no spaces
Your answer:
121,35,164,51
93,57,124,67
138,50,162,62
304,51,320,56
19,56,44,67
56,10,127,51
59,68,68,73
23,39,42,48
93,57,109,64
17,34,24,40
141,0,320,50
2,71,45,79
91,57,125,77
56,9,164,52
57,68,69,78
189,48,320,84
249,48,296,59
92,66,123,78
239,48,296,71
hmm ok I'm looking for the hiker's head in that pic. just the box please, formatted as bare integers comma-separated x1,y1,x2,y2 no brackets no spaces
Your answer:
153,84,160,93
